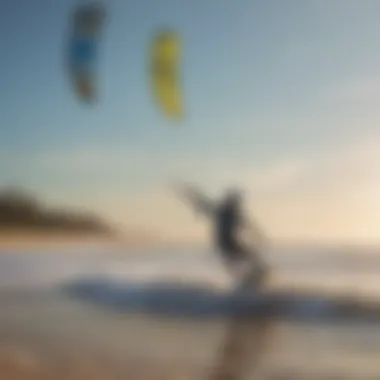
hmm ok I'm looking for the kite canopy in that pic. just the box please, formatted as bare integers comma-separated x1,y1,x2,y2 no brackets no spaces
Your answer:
151,30,183,120
68,3,106,102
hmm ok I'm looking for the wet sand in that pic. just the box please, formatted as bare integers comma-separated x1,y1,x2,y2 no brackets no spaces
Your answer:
2,287,380,379
0,287,233,380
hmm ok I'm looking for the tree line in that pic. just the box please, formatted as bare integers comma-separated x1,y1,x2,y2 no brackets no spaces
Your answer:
0,187,113,235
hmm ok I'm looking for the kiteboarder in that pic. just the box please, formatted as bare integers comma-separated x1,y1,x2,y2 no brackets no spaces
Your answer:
175,184,269,287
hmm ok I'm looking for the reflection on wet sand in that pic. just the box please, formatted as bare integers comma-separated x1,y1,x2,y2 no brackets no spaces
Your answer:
209,315,273,380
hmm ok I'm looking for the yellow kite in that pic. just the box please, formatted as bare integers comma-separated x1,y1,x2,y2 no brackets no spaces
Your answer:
151,30,183,120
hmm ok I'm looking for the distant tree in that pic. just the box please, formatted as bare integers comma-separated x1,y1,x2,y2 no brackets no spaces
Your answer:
0,186,113,235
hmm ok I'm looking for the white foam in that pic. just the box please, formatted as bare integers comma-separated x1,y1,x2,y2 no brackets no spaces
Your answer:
1,246,380,296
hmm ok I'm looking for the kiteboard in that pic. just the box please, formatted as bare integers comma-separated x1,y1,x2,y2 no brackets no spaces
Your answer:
63,275,380,322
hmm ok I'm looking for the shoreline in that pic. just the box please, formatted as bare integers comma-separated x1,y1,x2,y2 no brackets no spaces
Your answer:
0,231,148,252
0,231,205,253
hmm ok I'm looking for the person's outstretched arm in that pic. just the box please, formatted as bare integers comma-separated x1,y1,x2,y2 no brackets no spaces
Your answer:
174,183,215,217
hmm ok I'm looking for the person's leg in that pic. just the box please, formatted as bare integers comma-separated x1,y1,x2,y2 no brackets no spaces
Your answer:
232,243,268,288
221,253,265,288
219,239,267,282
219,243,256,286
218,249,246,281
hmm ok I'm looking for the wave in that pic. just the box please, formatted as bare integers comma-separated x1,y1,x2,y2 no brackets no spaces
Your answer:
63,277,380,321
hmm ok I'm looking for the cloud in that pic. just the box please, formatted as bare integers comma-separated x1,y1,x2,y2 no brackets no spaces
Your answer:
241,134,380,194
238,159,307,192
23,142,216,183
32,144,155,175
326,77,380,106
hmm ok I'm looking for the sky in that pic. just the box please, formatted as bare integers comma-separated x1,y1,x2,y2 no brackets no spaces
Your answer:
1,0,380,244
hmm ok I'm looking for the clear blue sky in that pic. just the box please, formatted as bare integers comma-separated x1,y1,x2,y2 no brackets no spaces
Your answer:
1,1,380,243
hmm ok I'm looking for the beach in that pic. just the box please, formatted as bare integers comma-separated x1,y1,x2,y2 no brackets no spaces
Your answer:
2,288,380,380
1,245,380,379
0,287,239,380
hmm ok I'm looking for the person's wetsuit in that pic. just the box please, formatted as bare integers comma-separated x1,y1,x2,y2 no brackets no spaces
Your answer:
214,200,250,262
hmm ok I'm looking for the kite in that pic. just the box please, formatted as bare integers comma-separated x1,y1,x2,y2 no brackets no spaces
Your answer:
67,2,106,102
150,30,183,120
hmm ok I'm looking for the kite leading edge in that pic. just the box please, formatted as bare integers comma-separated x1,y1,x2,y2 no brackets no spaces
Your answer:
150,30,183,121
68,2,106,103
